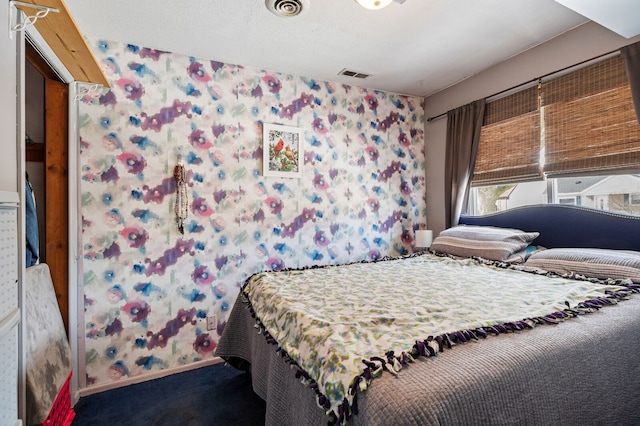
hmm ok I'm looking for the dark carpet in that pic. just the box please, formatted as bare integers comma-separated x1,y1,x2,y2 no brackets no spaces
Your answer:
72,362,266,425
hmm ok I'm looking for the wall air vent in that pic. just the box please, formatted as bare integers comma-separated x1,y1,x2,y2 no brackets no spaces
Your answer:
265,0,308,17
338,69,370,79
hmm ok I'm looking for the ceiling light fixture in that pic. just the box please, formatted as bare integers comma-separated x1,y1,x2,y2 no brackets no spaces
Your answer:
354,0,394,10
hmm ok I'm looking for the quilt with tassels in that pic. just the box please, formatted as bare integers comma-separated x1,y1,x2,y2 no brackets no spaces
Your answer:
242,253,637,425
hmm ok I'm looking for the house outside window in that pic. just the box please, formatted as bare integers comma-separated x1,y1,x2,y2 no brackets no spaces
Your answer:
469,174,640,216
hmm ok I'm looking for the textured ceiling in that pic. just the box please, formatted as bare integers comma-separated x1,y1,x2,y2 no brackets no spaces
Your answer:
63,0,605,97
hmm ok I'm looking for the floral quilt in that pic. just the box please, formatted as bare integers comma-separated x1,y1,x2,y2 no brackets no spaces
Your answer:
243,253,631,424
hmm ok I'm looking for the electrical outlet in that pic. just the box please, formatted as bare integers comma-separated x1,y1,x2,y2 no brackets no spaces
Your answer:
206,315,217,331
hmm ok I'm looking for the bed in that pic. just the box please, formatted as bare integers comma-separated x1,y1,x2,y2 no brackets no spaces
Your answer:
215,204,640,425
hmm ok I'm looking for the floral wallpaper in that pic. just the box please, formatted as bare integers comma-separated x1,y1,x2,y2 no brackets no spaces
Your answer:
78,40,425,387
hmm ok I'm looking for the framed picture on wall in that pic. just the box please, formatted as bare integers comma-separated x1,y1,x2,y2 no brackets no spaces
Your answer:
262,123,303,178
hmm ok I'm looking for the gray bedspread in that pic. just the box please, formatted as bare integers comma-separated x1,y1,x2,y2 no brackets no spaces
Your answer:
216,291,640,426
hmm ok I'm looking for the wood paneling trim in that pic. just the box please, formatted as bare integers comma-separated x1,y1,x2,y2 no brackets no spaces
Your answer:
45,78,69,332
25,41,60,82
25,143,45,162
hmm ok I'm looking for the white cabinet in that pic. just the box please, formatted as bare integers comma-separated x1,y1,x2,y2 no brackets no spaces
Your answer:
0,191,20,426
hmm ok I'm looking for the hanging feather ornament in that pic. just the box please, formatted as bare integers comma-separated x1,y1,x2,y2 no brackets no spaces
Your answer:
173,155,188,234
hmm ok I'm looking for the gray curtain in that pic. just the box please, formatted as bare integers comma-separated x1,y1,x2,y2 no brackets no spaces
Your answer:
444,99,486,228
621,41,640,125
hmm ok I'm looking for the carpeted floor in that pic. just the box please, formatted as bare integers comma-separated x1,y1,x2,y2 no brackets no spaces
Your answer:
72,362,266,425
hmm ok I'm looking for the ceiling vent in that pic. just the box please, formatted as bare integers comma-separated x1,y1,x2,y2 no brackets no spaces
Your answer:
338,68,370,79
265,0,308,17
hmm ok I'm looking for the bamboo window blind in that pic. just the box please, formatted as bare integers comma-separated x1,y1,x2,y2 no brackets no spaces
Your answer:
472,52,640,186
542,55,640,176
472,86,541,185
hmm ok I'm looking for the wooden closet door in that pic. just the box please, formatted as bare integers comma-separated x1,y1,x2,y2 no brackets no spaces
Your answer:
44,79,69,332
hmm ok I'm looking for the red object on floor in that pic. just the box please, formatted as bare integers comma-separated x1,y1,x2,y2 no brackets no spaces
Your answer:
42,372,75,426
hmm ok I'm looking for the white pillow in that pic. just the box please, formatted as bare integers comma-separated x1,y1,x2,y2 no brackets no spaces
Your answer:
430,226,539,262
524,248,640,282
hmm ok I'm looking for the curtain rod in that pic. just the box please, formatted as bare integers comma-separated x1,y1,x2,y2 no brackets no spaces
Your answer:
426,47,620,123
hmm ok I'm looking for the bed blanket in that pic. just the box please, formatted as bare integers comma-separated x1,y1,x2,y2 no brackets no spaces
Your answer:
240,254,633,424
217,289,640,425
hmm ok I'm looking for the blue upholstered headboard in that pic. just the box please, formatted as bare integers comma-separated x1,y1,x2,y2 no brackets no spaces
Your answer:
459,204,640,251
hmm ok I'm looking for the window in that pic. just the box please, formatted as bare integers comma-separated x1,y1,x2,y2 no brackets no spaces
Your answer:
468,50,640,218
559,198,576,205
469,174,640,215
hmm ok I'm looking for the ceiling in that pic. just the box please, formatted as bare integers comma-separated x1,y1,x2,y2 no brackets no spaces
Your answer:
62,0,637,98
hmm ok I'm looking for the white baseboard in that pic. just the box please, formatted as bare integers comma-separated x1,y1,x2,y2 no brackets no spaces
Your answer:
76,357,225,398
